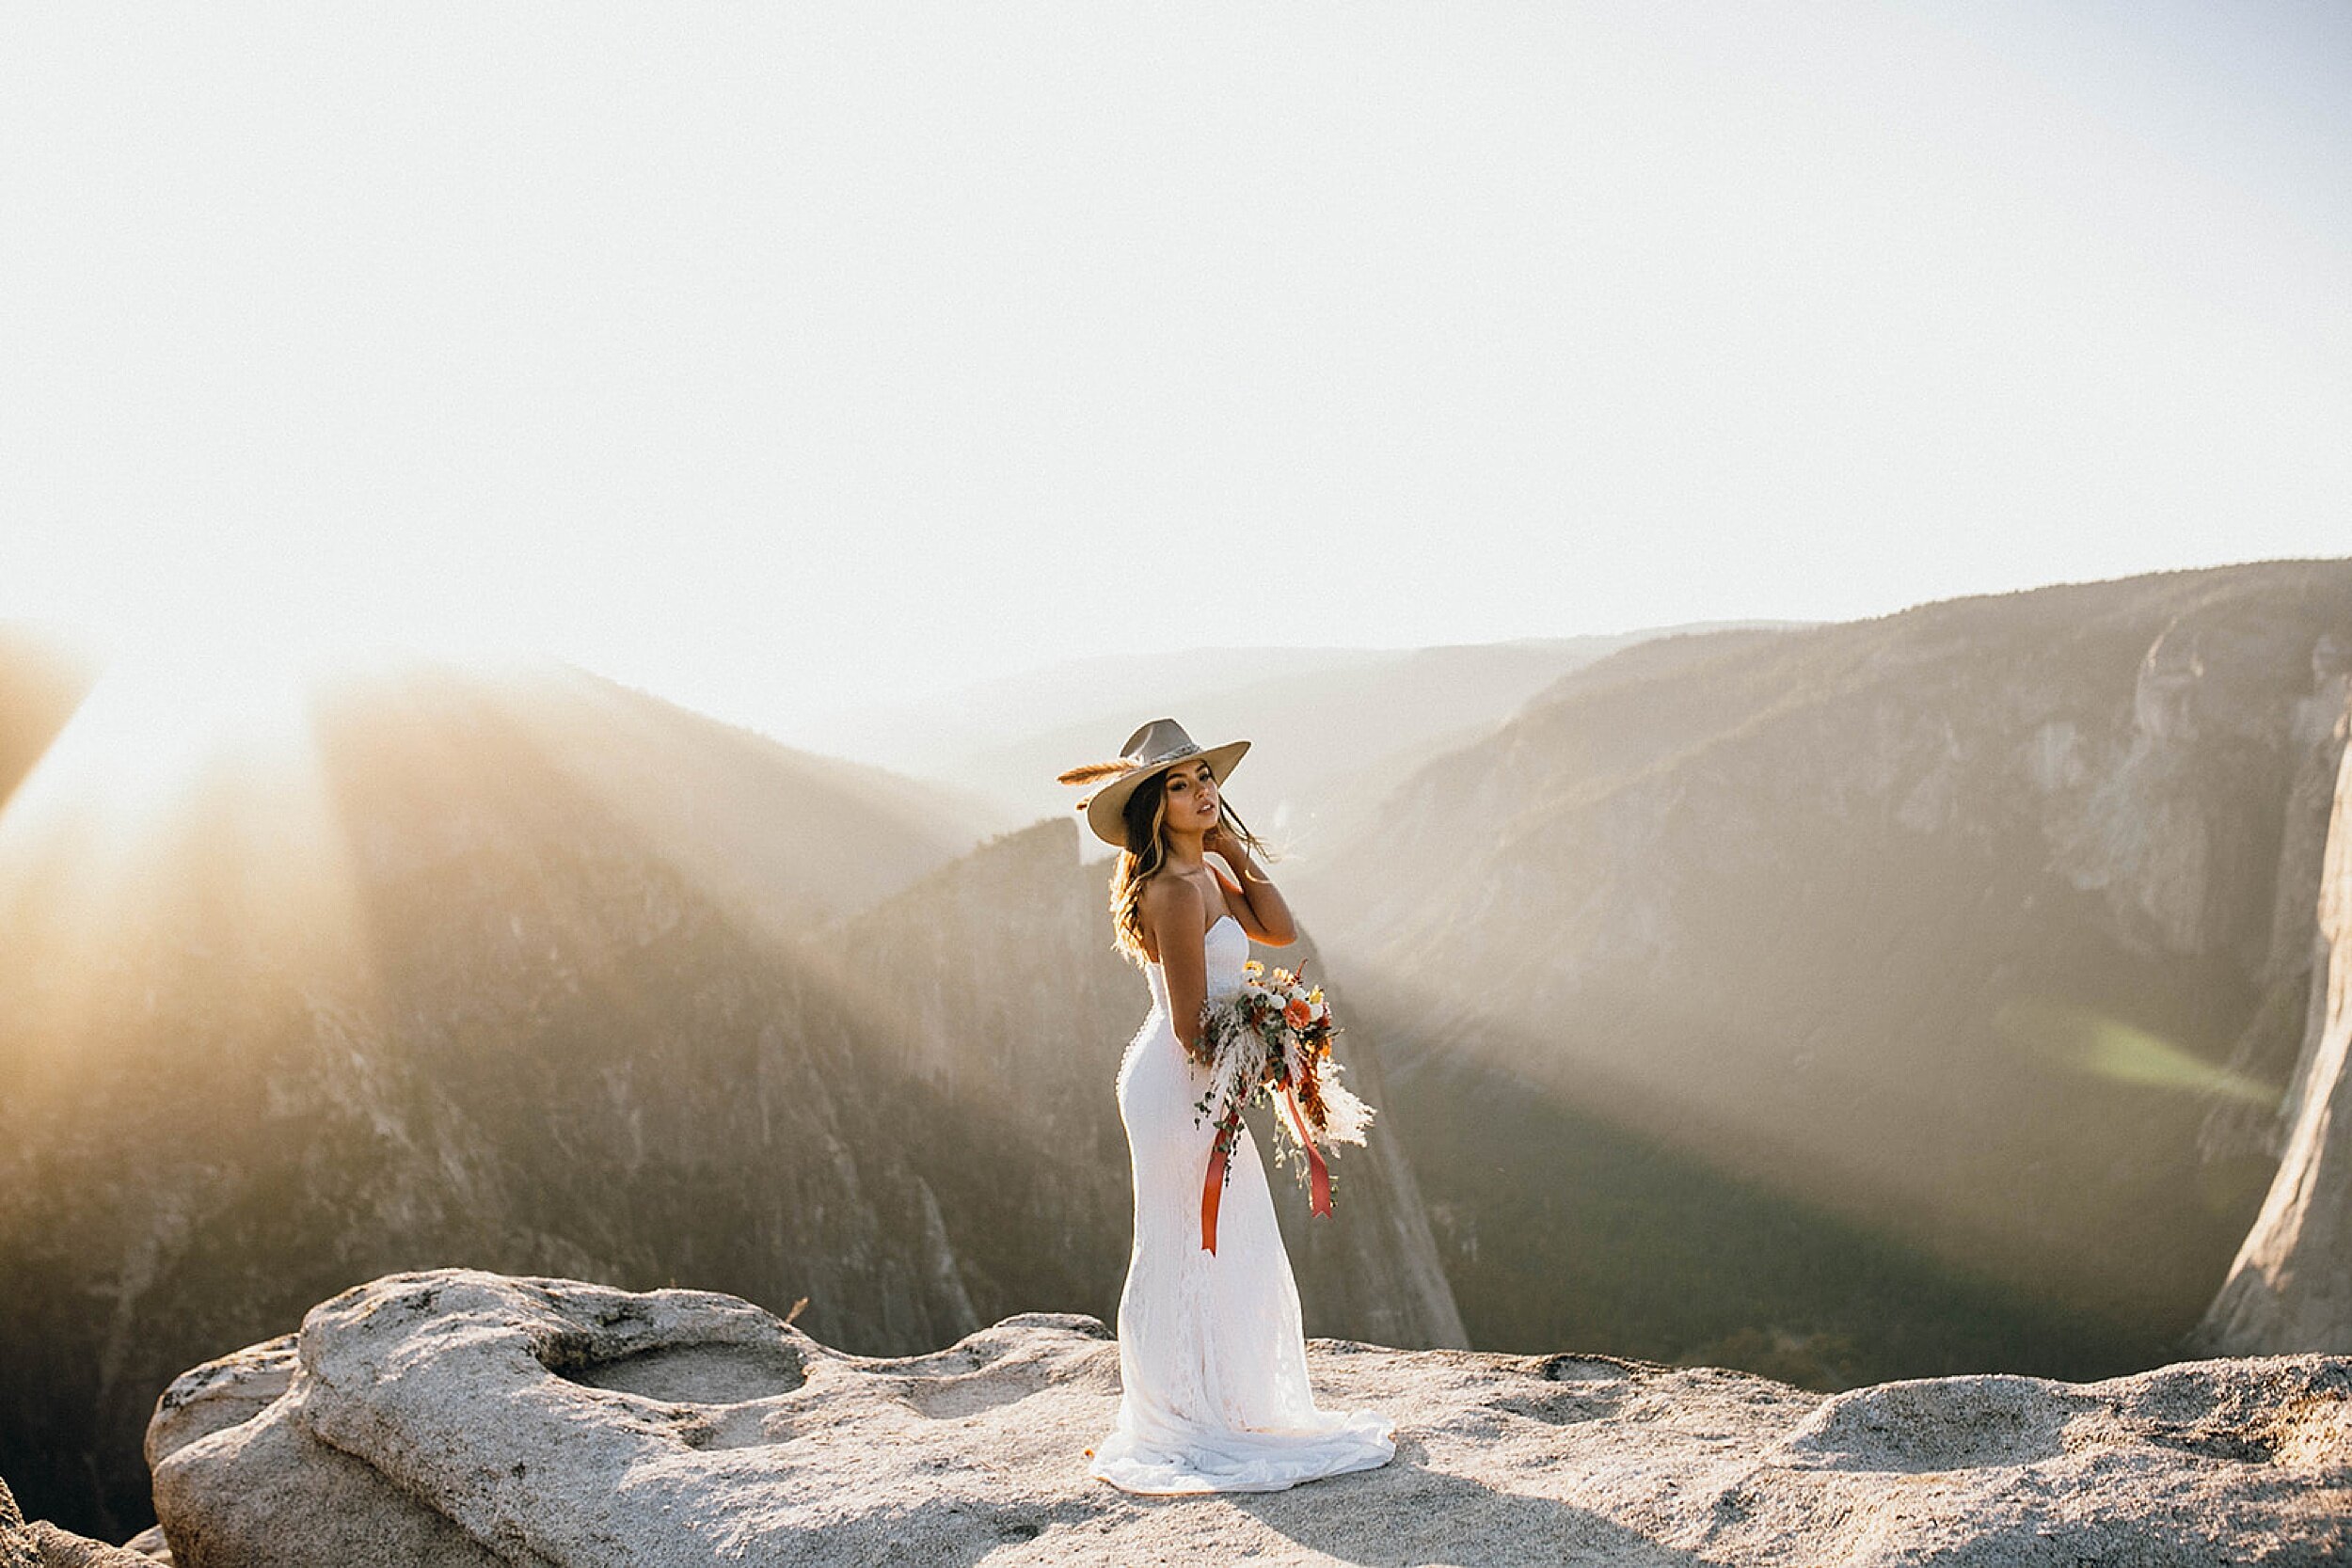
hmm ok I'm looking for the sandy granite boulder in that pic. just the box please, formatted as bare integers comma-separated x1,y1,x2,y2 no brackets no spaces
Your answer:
149,1267,2351,1567
147,1329,506,1568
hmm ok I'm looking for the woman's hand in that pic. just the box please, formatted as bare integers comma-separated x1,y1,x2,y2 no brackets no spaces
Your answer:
1202,823,1299,945
1202,822,1249,878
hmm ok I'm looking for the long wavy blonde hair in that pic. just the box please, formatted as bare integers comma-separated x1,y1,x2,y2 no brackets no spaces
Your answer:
1057,758,1276,969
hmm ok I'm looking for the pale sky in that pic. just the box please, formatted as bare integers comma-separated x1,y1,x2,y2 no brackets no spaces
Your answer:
5,1,2347,745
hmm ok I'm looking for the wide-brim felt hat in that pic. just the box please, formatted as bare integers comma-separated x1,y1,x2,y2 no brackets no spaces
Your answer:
1056,718,1250,848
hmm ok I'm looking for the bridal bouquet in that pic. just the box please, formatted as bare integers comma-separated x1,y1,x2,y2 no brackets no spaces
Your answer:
1186,958,1377,1254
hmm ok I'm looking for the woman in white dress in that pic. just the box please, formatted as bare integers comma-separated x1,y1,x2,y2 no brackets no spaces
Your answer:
1058,719,1397,1495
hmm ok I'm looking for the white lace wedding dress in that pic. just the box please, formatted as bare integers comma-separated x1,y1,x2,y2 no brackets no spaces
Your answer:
1087,912,1397,1494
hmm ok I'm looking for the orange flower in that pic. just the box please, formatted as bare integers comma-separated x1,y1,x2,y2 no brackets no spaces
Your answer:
1285,998,1314,1029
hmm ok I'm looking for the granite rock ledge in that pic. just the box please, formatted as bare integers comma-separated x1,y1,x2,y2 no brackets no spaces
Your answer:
144,1268,2352,1567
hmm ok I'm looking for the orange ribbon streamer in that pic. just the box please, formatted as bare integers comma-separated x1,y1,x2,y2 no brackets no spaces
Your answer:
1199,1087,1333,1254
1200,1106,1238,1254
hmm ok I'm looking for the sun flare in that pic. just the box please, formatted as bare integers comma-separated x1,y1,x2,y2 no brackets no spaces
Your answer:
0,617,405,1023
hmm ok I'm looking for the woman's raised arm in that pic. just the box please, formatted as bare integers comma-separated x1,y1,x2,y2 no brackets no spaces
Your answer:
1205,827,1296,946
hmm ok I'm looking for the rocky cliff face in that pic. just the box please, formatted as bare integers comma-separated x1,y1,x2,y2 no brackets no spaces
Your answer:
2192,632,2352,1174
1296,561,2352,1370
136,1268,2352,1567
0,659,1460,1541
2195,680,2352,1354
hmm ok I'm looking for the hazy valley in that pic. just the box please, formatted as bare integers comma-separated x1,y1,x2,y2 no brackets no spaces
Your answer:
4,559,2350,1545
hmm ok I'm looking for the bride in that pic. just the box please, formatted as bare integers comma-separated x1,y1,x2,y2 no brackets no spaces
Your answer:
1058,719,1396,1495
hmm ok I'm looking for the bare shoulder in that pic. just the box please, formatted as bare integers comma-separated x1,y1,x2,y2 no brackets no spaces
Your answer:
1139,872,1206,955
1139,870,1206,929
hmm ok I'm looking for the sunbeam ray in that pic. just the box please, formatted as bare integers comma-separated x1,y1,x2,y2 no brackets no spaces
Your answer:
0,625,383,1092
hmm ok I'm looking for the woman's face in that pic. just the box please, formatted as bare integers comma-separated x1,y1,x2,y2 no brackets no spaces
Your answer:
1160,758,1220,834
